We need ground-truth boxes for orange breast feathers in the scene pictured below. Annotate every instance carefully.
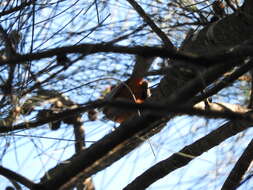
[102,56,154,123]
[102,77,150,123]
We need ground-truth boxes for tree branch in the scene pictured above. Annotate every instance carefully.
[1,37,253,69]
[126,0,175,49]
[0,166,39,189]
[0,0,35,17]
[191,59,253,104]
[1,95,251,134]
[221,139,253,190]
[38,61,241,189]
[123,121,253,190]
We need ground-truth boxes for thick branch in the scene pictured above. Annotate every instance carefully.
[0,166,39,189]
[2,97,251,134]
[221,139,253,190]
[123,120,253,190]
[0,40,253,67]
[191,60,253,104]
[0,0,35,17]
[181,1,253,55]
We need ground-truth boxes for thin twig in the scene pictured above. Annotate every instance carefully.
[126,0,175,49]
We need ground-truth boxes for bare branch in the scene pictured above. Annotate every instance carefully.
[123,121,253,190]
[1,96,252,134]
[1,40,253,68]
[0,0,35,17]
[38,60,245,189]
[126,0,175,49]
[0,166,39,189]
[221,139,253,190]
[191,59,253,104]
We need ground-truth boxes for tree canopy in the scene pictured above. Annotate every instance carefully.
[0,0,252,190]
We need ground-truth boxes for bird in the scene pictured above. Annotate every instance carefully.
[212,0,226,19]
[102,56,154,123]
